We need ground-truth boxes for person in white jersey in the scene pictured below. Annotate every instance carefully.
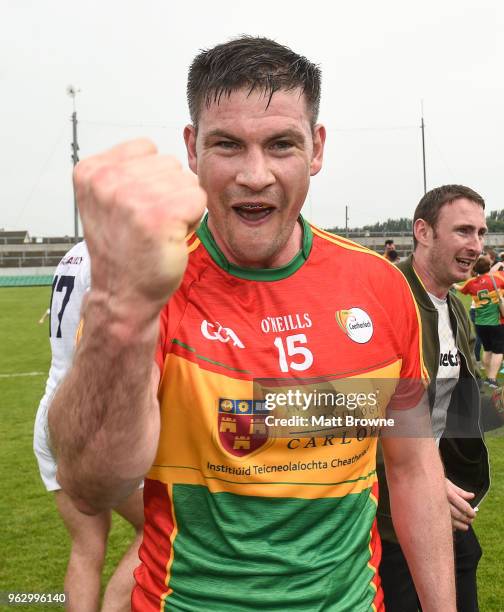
[34,241,143,612]
[378,185,491,611]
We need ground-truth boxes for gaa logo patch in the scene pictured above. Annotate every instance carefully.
[335,307,374,344]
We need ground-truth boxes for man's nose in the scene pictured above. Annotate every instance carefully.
[469,233,484,254]
[235,149,275,191]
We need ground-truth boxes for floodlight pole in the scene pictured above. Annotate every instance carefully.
[68,86,81,240]
[345,205,349,238]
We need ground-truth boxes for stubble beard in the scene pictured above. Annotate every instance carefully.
[225,224,291,268]
[211,188,303,268]
[427,242,456,291]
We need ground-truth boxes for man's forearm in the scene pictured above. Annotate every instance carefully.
[48,290,161,513]
[48,138,205,512]
[385,438,455,611]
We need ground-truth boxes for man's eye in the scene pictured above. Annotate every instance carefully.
[271,141,293,151]
[216,141,238,150]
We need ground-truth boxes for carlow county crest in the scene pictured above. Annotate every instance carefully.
[216,398,270,458]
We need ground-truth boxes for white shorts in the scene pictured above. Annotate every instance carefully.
[34,395,145,493]
[33,395,60,491]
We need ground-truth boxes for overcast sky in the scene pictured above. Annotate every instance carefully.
[2,0,503,237]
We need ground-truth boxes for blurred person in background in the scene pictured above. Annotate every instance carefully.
[387,249,400,264]
[34,241,143,612]
[457,256,504,388]
[383,238,396,260]
[467,256,486,367]
[485,248,497,263]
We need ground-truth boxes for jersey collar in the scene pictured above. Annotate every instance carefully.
[196,214,313,281]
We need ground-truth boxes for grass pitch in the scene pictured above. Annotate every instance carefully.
[0,288,134,611]
[0,286,502,610]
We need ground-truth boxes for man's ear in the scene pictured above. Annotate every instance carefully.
[183,125,197,174]
[413,218,433,247]
[310,124,326,176]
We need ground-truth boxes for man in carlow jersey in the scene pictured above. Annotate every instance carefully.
[48,37,456,611]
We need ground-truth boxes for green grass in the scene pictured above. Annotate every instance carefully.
[0,287,502,610]
[477,436,504,611]
[455,289,504,610]
[0,288,134,611]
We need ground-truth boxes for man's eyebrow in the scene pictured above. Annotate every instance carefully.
[203,129,242,144]
[455,223,488,233]
[203,128,306,145]
[266,129,306,144]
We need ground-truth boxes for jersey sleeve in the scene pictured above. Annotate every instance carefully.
[458,277,475,295]
[155,288,189,377]
[154,237,201,378]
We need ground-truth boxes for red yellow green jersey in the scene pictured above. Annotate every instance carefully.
[132,217,425,612]
[458,272,504,325]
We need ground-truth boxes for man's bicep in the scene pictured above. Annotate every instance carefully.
[383,384,436,470]
[381,430,439,474]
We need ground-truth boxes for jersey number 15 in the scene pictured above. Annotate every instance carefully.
[273,334,313,372]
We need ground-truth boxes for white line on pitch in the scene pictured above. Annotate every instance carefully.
[0,372,45,378]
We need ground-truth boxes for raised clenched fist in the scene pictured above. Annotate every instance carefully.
[74,139,206,326]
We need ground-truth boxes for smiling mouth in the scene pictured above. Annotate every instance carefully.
[455,257,475,269]
[232,204,274,222]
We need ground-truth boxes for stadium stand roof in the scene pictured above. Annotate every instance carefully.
[0,230,31,244]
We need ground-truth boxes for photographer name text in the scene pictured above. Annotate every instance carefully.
[265,415,394,427]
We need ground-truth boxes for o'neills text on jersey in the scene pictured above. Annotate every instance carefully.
[261,313,312,334]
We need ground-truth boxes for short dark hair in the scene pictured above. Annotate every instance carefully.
[388,249,399,262]
[474,256,490,275]
[413,184,485,249]
[187,36,321,128]
[384,239,394,246]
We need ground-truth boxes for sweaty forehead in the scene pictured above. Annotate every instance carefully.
[197,87,311,128]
